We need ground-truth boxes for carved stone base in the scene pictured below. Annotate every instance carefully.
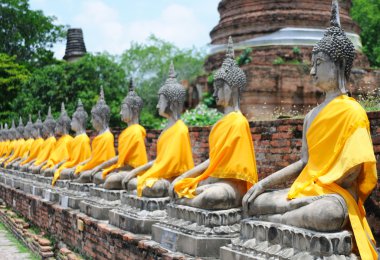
[89,187,125,201]
[42,188,60,202]
[79,198,120,220]
[58,190,88,209]
[109,194,169,234]
[152,203,241,258]
[68,182,94,192]
[219,219,358,260]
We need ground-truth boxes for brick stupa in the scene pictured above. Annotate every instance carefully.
[205,0,380,120]
[63,28,87,62]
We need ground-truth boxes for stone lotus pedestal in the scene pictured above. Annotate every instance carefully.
[78,187,125,220]
[220,219,358,260]
[109,194,169,235]
[152,203,241,258]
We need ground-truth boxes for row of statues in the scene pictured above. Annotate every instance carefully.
[0,1,377,259]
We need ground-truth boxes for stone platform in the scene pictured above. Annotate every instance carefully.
[109,194,169,235]
[220,219,358,260]
[78,187,125,220]
[152,203,241,258]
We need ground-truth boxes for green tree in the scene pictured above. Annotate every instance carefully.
[351,0,380,67]
[120,35,206,121]
[11,54,128,127]
[0,0,66,68]
[0,53,31,121]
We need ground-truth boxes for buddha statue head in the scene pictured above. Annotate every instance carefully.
[32,112,43,139]
[0,124,3,141]
[56,103,71,135]
[71,99,88,134]
[3,123,9,141]
[121,79,143,125]
[310,0,355,94]
[24,115,33,139]
[42,107,56,138]
[16,117,24,139]
[91,86,110,133]
[9,120,17,140]
[213,36,247,111]
[157,62,186,121]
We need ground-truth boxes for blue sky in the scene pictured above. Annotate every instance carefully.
[29,0,221,58]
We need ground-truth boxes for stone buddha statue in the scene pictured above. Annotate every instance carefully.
[19,113,45,170]
[90,79,147,188]
[4,117,25,167]
[0,120,18,164]
[41,103,73,176]
[53,99,91,185]
[242,1,378,259]
[121,62,194,197]
[0,123,9,159]
[72,87,115,183]
[7,115,34,168]
[170,37,258,210]
[29,107,57,174]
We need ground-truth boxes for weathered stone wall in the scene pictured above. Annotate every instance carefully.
[0,185,183,260]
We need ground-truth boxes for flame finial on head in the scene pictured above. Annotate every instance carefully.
[100,85,105,102]
[226,36,235,59]
[168,61,177,79]
[77,98,83,108]
[330,0,341,28]
[11,119,15,129]
[18,116,23,127]
[28,114,32,123]
[61,102,66,114]
[129,78,135,92]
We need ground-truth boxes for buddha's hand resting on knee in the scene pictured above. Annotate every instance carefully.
[242,181,265,216]
[121,171,137,189]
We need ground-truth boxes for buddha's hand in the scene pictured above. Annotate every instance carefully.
[242,181,265,216]
[121,171,136,190]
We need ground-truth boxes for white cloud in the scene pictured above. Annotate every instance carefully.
[127,4,208,48]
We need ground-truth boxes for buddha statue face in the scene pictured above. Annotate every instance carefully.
[31,126,39,138]
[91,113,105,132]
[310,52,341,92]
[71,99,88,134]
[71,117,81,132]
[157,94,171,119]
[213,79,234,108]
[120,103,133,123]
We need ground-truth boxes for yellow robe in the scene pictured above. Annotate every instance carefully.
[102,124,148,179]
[19,138,34,158]
[0,140,10,157]
[0,141,6,157]
[20,138,44,166]
[137,120,194,197]
[4,139,25,167]
[42,135,73,170]
[174,111,258,198]
[52,134,91,185]
[33,136,56,166]
[287,96,377,260]
[0,140,15,162]
[75,131,115,174]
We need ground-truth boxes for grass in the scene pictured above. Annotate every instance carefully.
[0,221,40,260]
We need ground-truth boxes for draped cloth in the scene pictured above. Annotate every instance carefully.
[136,120,194,197]
[287,95,377,260]
[102,124,148,179]
[0,140,8,157]
[20,138,34,158]
[0,140,14,161]
[20,138,44,166]
[33,136,56,166]
[174,111,258,198]
[42,135,73,170]
[75,130,115,174]
[52,133,91,185]
[4,139,25,167]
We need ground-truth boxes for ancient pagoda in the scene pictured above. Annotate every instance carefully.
[63,28,87,62]
[205,0,379,120]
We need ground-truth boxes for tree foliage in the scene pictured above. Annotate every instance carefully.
[11,54,128,126]
[351,0,380,67]
[0,53,31,121]
[120,35,206,122]
[0,0,66,68]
